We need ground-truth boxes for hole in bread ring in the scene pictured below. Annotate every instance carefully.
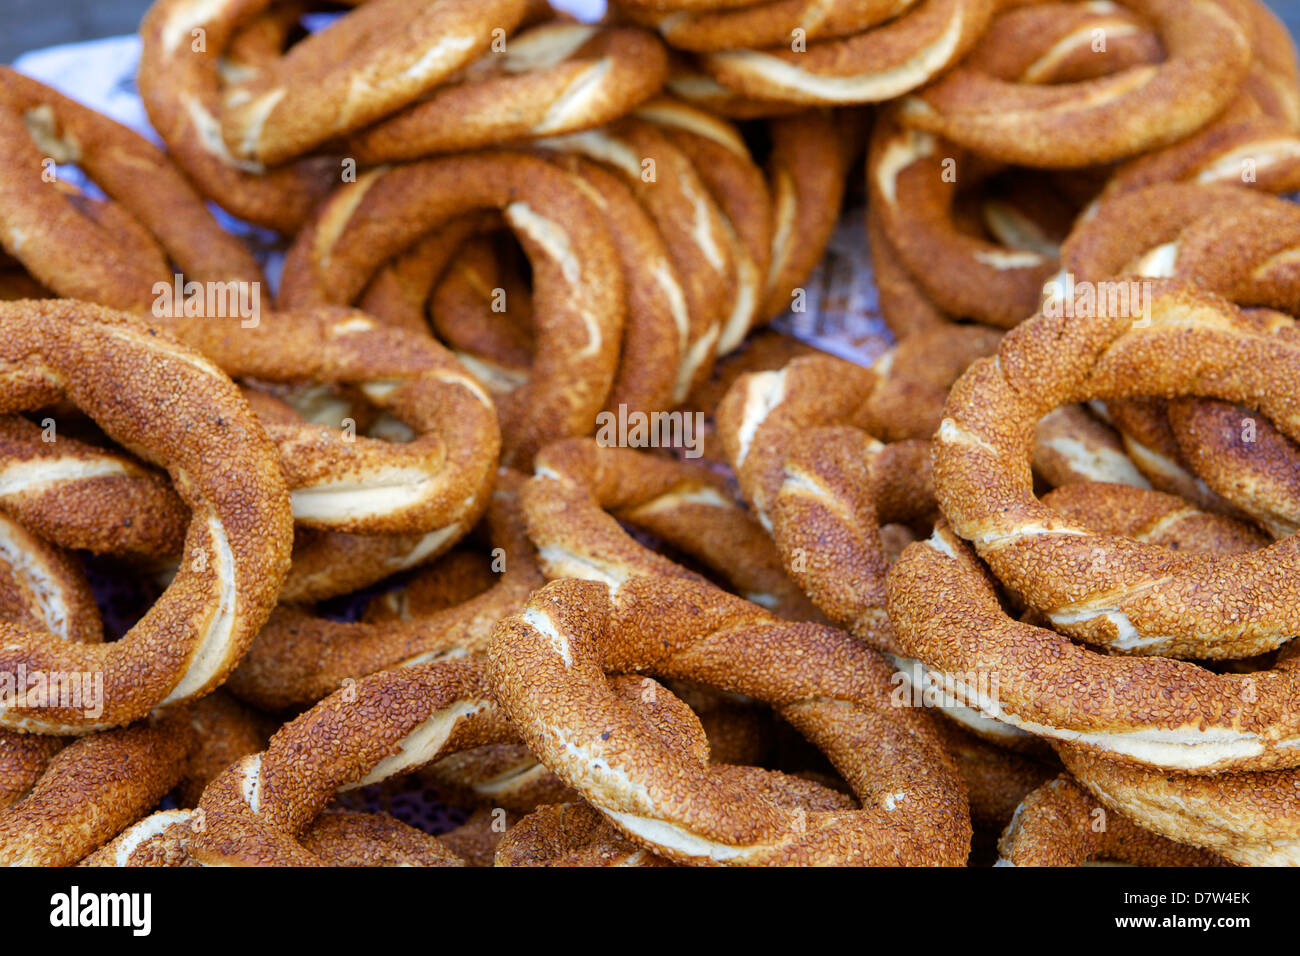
[0,301,292,733]
[279,152,624,466]
[487,576,971,865]
[899,0,1253,166]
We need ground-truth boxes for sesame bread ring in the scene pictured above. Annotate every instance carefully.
[861,324,1004,443]
[931,718,1057,832]
[959,1,1163,86]
[1103,115,1300,198]
[634,98,773,352]
[1167,397,1300,539]
[495,801,672,866]
[0,710,194,866]
[1032,404,1151,490]
[0,414,188,560]
[714,354,945,647]
[442,156,688,413]
[0,300,292,733]
[523,438,819,621]
[866,206,950,340]
[538,121,736,394]
[761,109,856,321]
[869,116,1055,328]
[82,806,464,867]
[279,152,623,465]
[0,69,263,309]
[227,470,540,711]
[429,234,534,378]
[346,22,669,162]
[901,0,1253,167]
[488,576,971,865]
[1105,396,1246,516]
[887,519,1300,773]
[0,512,105,810]
[996,773,1228,867]
[1059,746,1299,866]
[218,0,530,165]
[932,280,1300,660]
[1059,183,1284,284]
[138,0,343,231]
[299,810,466,867]
[662,64,805,119]
[0,510,104,648]
[189,661,701,865]
[1240,0,1300,130]
[156,308,500,539]
[497,770,854,866]
[617,0,918,53]
[697,0,996,107]
[1040,480,1271,555]
[357,213,494,336]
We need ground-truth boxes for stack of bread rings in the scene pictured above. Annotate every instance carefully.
[2,0,1300,868]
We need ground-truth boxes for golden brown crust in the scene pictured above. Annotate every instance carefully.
[697,0,996,107]
[902,0,1253,167]
[218,0,530,165]
[0,710,194,866]
[997,773,1228,867]
[228,470,541,710]
[347,22,669,161]
[0,300,292,732]
[0,68,263,309]
[279,151,622,466]
[488,577,971,865]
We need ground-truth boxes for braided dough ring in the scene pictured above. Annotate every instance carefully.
[524,438,818,620]
[868,114,1054,328]
[1059,746,1300,866]
[280,151,622,465]
[634,98,773,352]
[696,0,996,106]
[715,353,949,648]
[617,0,918,52]
[901,0,1253,167]
[188,659,702,865]
[1167,397,1300,539]
[431,156,687,414]
[0,300,291,733]
[539,120,737,394]
[227,469,541,711]
[138,0,340,232]
[84,806,463,867]
[0,511,104,809]
[931,718,1056,833]
[497,770,854,866]
[0,710,193,866]
[0,68,263,309]
[996,774,1227,867]
[488,576,971,865]
[0,414,188,559]
[888,515,1300,773]
[933,280,1300,659]
[347,22,669,162]
[959,1,1162,86]
[866,206,950,340]
[157,308,499,537]
[762,109,856,321]
[217,0,530,165]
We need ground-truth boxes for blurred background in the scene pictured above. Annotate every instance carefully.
[3,0,1297,64]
